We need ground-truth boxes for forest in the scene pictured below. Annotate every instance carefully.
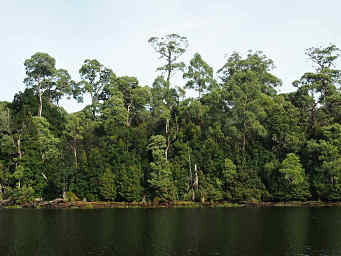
[1,34,341,204]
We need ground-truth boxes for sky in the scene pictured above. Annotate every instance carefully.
[1,0,341,112]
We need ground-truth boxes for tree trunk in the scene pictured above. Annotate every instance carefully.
[167,50,172,84]
[165,136,170,161]
[72,143,78,169]
[16,135,22,189]
[127,103,132,127]
[38,85,43,118]
[242,117,247,166]
[17,135,22,161]
[188,146,192,183]
[165,119,170,160]
[199,81,202,100]
[310,101,317,132]
[193,164,199,192]
[91,94,97,119]
[41,172,48,182]
[6,108,10,132]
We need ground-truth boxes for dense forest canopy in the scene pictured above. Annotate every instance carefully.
[1,34,341,203]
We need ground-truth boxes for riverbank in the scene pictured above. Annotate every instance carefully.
[2,199,341,209]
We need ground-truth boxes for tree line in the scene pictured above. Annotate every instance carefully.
[1,34,341,203]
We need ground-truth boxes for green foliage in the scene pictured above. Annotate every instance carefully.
[222,158,238,200]
[226,170,268,202]
[218,51,281,166]
[24,52,72,117]
[266,154,311,201]
[148,34,188,82]
[279,153,305,185]
[7,185,36,204]
[64,191,79,202]
[201,176,224,202]
[3,42,341,204]
[147,135,176,201]
[99,168,117,201]
[183,53,214,98]
[78,59,116,117]
[306,124,341,200]
[117,164,144,202]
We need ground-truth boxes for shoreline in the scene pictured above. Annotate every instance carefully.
[2,199,341,209]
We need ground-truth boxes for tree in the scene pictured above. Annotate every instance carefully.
[5,37,341,205]
[117,164,144,202]
[28,117,61,196]
[218,51,281,165]
[293,45,341,132]
[24,52,72,117]
[99,168,116,201]
[222,158,237,190]
[147,135,176,201]
[78,59,116,118]
[306,124,341,200]
[264,95,305,160]
[148,34,188,84]
[102,88,128,129]
[102,76,150,127]
[279,153,305,185]
[148,35,187,161]
[278,153,311,201]
[0,103,13,198]
[63,113,85,169]
[0,161,10,199]
[183,53,214,99]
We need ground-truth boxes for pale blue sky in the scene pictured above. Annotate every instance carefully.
[1,0,341,112]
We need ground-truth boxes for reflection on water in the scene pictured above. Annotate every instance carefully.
[0,207,341,256]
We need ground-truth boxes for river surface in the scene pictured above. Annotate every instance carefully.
[0,207,341,256]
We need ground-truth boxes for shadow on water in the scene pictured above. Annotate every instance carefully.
[1,208,341,256]
[1,236,220,256]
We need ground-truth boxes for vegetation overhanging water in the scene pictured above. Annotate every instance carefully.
[1,34,341,206]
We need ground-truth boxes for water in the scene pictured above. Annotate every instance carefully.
[0,207,341,256]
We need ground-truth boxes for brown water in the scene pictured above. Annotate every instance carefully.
[0,207,341,256]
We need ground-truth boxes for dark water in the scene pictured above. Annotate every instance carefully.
[0,207,341,256]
